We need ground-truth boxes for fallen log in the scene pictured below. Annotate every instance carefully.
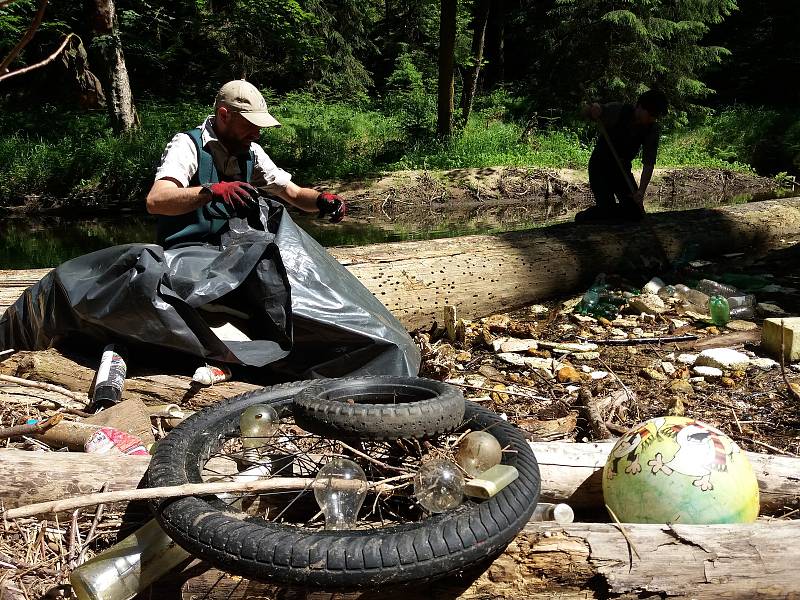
[2,199,800,329]
[533,441,800,514]
[2,441,796,515]
[153,520,800,599]
[0,348,260,410]
[0,448,149,510]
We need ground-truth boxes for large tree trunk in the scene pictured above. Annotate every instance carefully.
[3,198,800,330]
[1,401,796,514]
[152,521,800,599]
[483,0,505,87]
[460,0,491,124]
[531,441,799,515]
[88,0,137,133]
[437,0,457,138]
[0,348,261,410]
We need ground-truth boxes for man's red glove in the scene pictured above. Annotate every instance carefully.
[205,181,259,210]
[316,192,346,223]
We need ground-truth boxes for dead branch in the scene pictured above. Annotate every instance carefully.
[0,373,88,404]
[0,412,63,440]
[576,387,611,440]
[588,334,699,345]
[0,0,49,75]
[3,477,396,520]
[0,33,76,84]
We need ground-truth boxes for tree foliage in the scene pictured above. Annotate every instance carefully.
[529,0,737,116]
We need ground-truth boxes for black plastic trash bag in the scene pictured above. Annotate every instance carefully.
[0,200,420,379]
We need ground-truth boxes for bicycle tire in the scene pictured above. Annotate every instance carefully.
[148,381,540,589]
[292,376,465,440]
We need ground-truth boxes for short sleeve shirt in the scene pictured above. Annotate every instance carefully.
[154,116,292,190]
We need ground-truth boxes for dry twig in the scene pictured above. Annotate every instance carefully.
[605,503,641,561]
[0,374,88,405]
[0,413,64,440]
[3,477,398,520]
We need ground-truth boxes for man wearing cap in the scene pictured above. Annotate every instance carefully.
[146,80,346,248]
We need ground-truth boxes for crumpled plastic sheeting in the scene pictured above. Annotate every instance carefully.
[0,200,420,379]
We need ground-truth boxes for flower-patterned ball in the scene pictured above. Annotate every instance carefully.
[602,416,759,524]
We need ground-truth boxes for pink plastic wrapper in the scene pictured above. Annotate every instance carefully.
[84,426,149,456]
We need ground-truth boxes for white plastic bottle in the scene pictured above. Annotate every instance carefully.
[529,502,575,524]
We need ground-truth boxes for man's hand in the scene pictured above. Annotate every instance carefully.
[206,181,259,210]
[316,192,347,223]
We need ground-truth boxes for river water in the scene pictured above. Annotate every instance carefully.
[1,187,787,269]
[0,209,565,269]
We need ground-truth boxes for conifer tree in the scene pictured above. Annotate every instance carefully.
[542,0,738,113]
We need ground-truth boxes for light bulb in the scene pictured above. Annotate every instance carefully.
[240,404,279,463]
[414,459,464,513]
[313,458,368,530]
[454,431,503,477]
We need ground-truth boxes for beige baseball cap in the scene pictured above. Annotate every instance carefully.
[214,80,281,128]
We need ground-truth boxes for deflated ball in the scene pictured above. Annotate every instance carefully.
[602,416,759,524]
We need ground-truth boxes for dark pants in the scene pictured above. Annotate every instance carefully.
[576,154,643,222]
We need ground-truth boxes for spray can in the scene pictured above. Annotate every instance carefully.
[91,344,127,411]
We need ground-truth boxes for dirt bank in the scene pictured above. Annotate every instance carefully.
[331,166,785,227]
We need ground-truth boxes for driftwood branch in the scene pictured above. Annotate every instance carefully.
[1,441,796,518]
[0,412,63,440]
[5,199,800,328]
[2,477,393,520]
[588,334,698,345]
[0,373,87,404]
[164,521,800,599]
[0,348,260,411]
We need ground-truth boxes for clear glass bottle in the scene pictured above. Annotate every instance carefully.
[642,277,665,295]
[71,452,271,599]
[657,284,677,300]
[695,279,740,298]
[70,519,190,600]
[674,284,710,307]
[727,294,756,309]
[674,284,710,313]
[729,305,755,320]
[529,502,574,524]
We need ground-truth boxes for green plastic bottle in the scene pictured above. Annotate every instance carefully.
[708,295,730,326]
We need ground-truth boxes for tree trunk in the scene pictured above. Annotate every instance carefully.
[483,0,505,87]
[0,348,261,411]
[460,0,491,124]
[1,415,796,515]
[156,521,800,599]
[531,441,800,515]
[3,198,800,330]
[88,0,137,133]
[437,0,457,138]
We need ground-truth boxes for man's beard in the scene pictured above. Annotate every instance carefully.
[217,131,250,155]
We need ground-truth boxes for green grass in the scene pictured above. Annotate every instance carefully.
[0,99,792,206]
